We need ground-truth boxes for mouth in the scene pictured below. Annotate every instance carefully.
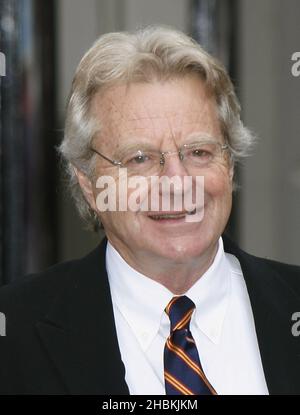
[147,208,197,221]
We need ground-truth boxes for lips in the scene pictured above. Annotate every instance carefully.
[149,213,186,220]
[148,208,197,220]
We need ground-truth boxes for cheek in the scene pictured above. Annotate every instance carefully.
[95,172,146,231]
[204,167,233,200]
[99,209,142,238]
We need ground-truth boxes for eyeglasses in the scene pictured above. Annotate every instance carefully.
[90,140,230,175]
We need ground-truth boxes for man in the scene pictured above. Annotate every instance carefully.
[0,26,299,395]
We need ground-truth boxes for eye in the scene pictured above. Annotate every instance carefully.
[133,154,148,163]
[190,147,214,160]
[126,151,150,165]
[192,149,211,158]
[184,143,217,164]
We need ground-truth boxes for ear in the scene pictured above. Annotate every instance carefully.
[73,165,97,211]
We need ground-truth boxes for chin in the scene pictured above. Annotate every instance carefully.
[149,236,212,263]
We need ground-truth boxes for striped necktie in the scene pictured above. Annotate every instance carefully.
[164,295,217,395]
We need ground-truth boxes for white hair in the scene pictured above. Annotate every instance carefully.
[58,25,255,231]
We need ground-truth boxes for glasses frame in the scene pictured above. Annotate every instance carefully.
[90,140,230,169]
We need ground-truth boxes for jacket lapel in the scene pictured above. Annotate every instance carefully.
[223,235,300,394]
[36,239,130,395]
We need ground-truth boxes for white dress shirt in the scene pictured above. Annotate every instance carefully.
[106,237,269,395]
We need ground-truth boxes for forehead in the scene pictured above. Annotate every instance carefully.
[91,75,221,150]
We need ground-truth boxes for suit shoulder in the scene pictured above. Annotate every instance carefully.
[263,257,300,292]
[0,257,80,319]
[245,253,300,298]
[223,235,300,297]
[0,241,104,323]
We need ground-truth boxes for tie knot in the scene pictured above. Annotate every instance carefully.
[165,295,195,332]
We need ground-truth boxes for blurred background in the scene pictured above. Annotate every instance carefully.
[0,0,300,285]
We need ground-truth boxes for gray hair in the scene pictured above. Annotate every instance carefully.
[58,25,255,232]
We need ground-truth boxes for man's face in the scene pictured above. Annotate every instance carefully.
[89,75,233,267]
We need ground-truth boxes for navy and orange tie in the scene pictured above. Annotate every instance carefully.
[164,295,217,395]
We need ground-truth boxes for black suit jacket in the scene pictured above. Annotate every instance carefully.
[0,236,300,395]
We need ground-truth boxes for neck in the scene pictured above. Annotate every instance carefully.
[107,238,219,295]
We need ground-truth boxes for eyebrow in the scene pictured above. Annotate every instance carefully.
[183,132,218,143]
[113,140,157,159]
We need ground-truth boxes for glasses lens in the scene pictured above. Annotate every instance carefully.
[183,142,220,167]
[121,149,160,174]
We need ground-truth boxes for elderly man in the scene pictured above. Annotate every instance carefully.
[0,26,299,395]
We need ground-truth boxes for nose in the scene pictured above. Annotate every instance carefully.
[160,152,189,178]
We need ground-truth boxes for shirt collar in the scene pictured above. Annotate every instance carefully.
[185,237,230,344]
[106,237,230,351]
